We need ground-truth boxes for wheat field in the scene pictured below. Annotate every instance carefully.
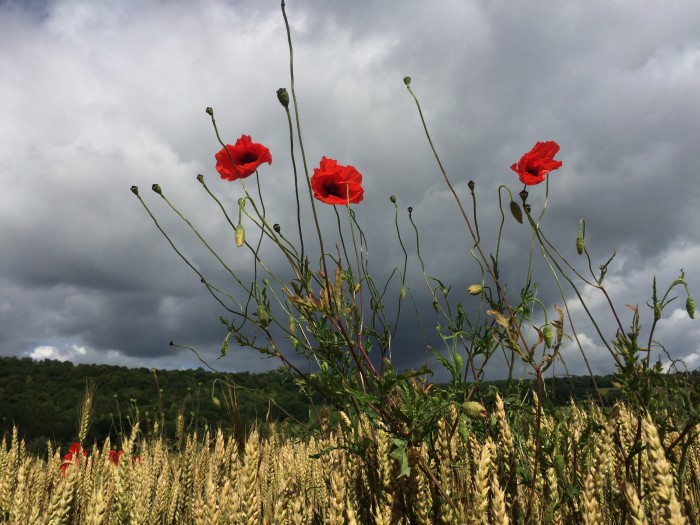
[0,395,697,524]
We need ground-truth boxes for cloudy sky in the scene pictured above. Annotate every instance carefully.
[1,0,699,380]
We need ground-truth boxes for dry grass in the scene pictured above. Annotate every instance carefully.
[0,399,698,524]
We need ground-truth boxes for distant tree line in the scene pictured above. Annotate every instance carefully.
[0,356,627,454]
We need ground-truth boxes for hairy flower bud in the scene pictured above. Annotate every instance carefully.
[462,401,487,418]
[542,324,555,348]
[687,296,696,319]
[403,76,411,86]
[235,224,245,247]
[467,284,483,296]
[212,396,221,408]
[276,88,289,108]
[510,200,523,224]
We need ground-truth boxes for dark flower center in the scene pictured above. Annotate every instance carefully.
[322,181,345,197]
[238,152,258,164]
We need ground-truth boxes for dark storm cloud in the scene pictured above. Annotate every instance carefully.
[0,0,698,377]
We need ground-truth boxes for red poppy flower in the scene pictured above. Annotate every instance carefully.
[510,141,562,185]
[109,449,123,466]
[310,157,364,205]
[60,442,87,477]
[215,135,272,181]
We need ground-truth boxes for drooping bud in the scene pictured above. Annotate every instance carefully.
[235,224,245,247]
[390,195,397,204]
[273,223,281,234]
[687,296,696,319]
[130,186,139,196]
[542,324,555,348]
[462,401,487,418]
[467,284,483,296]
[468,180,475,192]
[509,200,523,224]
[212,396,221,408]
[276,88,289,108]
[403,76,411,86]
[151,184,162,194]
[205,107,214,116]
[576,219,586,255]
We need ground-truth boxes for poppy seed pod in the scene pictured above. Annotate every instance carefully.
[273,224,281,234]
[205,107,214,116]
[390,195,397,204]
[276,88,289,108]
[403,76,411,86]
[468,180,475,191]
[130,186,139,196]
[151,184,162,194]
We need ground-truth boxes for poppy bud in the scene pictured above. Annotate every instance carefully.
[212,396,221,408]
[276,88,289,108]
[542,324,554,348]
[576,236,585,255]
[235,224,245,247]
[467,284,483,295]
[509,200,523,224]
[468,180,475,191]
[390,195,397,204]
[196,174,204,183]
[205,107,214,116]
[273,223,281,234]
[151,184,162,194]
[462,401,487,418]
[130,186,139,196]
[403,76,411,86]
[519,189,528,203]
[687,296,696,319]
